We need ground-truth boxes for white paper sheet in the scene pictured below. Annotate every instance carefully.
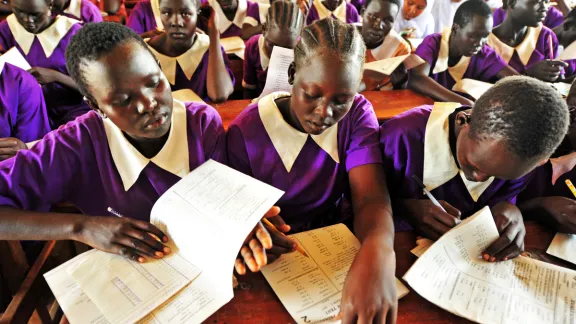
[364,54,410,76]
[261,224,409,324]
[404,206,576,324]
[0,47,31,71]
[258,46,293,99]
[452,79,493,100]
[558,41,576,61]
[68,248,200,324]
[547,232,576,265]
[220,36,245,54]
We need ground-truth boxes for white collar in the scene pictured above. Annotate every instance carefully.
[209,0,248,34]
[370,29,404,60]
[102,99,190,191]
[259,92,339,172]
[423,102,494,202]
[313,0,347,22]
[487,24,542,66]
[258,34,270,70]
[146,33,210,85]
[6,14,80,57]
[64,0,82,20]
[432,28,471,82]
[150,0,164,31]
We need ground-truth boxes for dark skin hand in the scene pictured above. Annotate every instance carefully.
[482,201,526,262]
[28,67,79,90]
[519,196,576,234]
[526,60,569,82]
[0,137,26,161]
[399,199,462,240]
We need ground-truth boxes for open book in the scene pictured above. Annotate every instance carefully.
[363,54,425,76]
[404,206,576,324]
[220,36,246,59]
[452,79,493,100]
[45,160,284,324]
[260,224,409,324]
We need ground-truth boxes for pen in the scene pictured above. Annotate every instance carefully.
[565,179,576,199]
[262,218,309,258]
[549,34,554,60]
[412,175,447,213]
[107,207,123,217]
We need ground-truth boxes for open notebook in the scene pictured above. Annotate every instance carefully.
[220,36,246,59]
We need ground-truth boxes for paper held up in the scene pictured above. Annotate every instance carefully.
[0,47,31,71]
[452,79,493,100]
[363,54,425,76]
[257,46,294,99]
[172,89,204,103]
[547,232,576,265]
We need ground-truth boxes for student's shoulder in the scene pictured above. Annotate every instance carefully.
[245,34,261,50]
[380,105,432,140]
[44,110,104,145]
[420,33,442,47]
[3,63,38,89]
[133,0,152,9]
[183,101,224,126]
[228,101,261,131]
[539,25,556,40]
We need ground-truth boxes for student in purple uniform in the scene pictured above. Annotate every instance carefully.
[306,0,360,25]
[381,76,569,262]
[208,0,266,39]
[52,0,104,23]
[146,0,234,102]
[0,23,276,273]
[409,0,517,105]
[126,0,164,38]
[0,63,50,161]
[487,0,568,81]
[493,4,565,29]
[0,0,90,127]
[243,0,305,99]
[553,8,576,81]
[228,19,398,322]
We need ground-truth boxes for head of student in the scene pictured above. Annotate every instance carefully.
[450,0,493,57]
[560,8,576,47]
[503,0,548,27]
[361,0,401,48]
[262,1,305,58]
[288,18,365,136]
[158,0,201,44]
[323,0,344,10]
[455,76,568,182]
[66,23,173,141]
[11,0,54,34]
[401,0,427,20]
[217,0,238,14]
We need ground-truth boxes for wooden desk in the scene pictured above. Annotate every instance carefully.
[213,90,434,129]
[205,222,575,323]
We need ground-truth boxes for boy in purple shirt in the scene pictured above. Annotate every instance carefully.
[306,0,360,25]
[53,0,104,23]
[0,22,275,274]
[126,0,162,37]
[0,63,50,160]
[146,0,234,102]
[0,0,90,127]
[243,1,305,98]
[381,76,569,262]
[410,0,517,106]
[493,5,564,29]
[229,18,397,323]
[487,0,567,81]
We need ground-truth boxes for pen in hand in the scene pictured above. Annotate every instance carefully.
[412,175,447,213]
[262,218,309,258]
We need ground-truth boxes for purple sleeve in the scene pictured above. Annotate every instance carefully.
[414,33,441,68]
[14,69,50,142]
[347,4,360,24]
[544,6,564,29]
[242,36,258,87]
[345,95,383,171]
[492,8,505,26]
[220,45,236,87]
[487,172,534,206]
[0,22,14,53]
[83,0,104,23]
[194,103,228,165]
[226,123,254,176]
[477,45,508,81]
[126,2,149,34]
[246,1,262,24]
[564,59,576,79]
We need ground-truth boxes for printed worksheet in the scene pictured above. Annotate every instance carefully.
[404,206,576,324]
[258,46,293,99]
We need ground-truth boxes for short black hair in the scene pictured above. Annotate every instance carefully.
[65,22,152,103]
[564,8,576,29]
[502,0,517,10]
[364,0,401,11]
[470,76,569,160]
[453,0,492,28]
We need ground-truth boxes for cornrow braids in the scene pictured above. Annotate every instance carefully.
[294,18,366,69]
[265,0,306,34]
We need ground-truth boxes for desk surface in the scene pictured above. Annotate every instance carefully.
[205,222,575,323]
[213,90,434,129]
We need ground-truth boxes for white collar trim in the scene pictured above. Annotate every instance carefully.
[103,100,190,191]
[259,92,339,172]
[432,28,471,82]
[64,0,82,19]
[6,14,80,57]
[313,0,347,22]
[487,25,543,65]
[423,102,494,202]
[209,0,248,34]
[258,34,270,70]
[150,0,164,31]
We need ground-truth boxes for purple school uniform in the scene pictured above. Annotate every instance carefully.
[0,16,90,127]
[213,0,263,38]
[306,1,360,25]
[0,63,50,142]
[242,34,267,95]
[227,93,383,232]
[350,0,364,14]
[415,33,508,89]
[61,0,104,23]
[493,6,565,29]
[380,105,532,231]
[126,0,157,35]
[564,59,576,79]
[0,102,226,221]
[517,162,575,202]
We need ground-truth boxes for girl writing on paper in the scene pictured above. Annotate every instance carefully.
[243,0,306,99]
[359,0,411,91]
[409,0,517,105]
[487,0,567,81]
[381,76,569,261]
[228,18,398,323]
[52,0,103,23]
[0,23,276,274]
[306,0,361,25]
[392,0,435,39]
[0,0,90,127]
[146,0,234,102]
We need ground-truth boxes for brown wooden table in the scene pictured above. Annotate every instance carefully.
[213,90,434,129]
[205,222,576,323]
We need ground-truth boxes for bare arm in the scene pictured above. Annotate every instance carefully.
[408,62,474,105]
[495,65,520,79]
